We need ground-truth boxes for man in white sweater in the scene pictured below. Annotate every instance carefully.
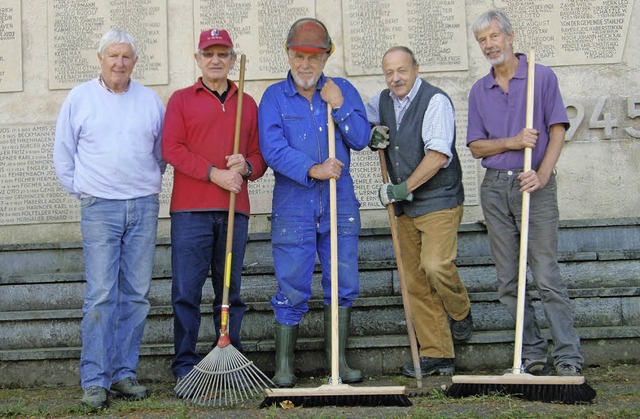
[53,28,165,410]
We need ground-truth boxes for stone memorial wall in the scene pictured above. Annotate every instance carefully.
[342,0,468,75]
[195,0,315,80]
[0,0,638,244]
[47,0,168,89]
[495,0,631,64]
[0,0,21,93]
[0,124,78,225]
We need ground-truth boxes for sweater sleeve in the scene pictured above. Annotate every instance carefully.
[53,93,80,199]
[161,91,213,181]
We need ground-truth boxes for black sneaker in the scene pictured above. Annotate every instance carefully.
[556,363,582,376]
[450,311,474,342]
[81,386,108,410]
[522,358,551,376]
[110,377,148,400]
[402,357,455,378]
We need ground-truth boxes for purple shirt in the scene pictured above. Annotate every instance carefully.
[467,53,569,170]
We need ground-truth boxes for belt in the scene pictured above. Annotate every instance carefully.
[485,168,523,178]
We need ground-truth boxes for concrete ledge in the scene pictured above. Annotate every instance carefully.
[2,258,639,305]
[1,327,639,386]
[2,326,638,361]
[1,218,639,386]
[2,217,638,282]
[2,293,638,350]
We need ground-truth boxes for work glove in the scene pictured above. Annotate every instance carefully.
[369,125,390,150]
[379,182,413,206]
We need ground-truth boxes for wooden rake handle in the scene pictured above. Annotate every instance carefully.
[513,49,535,372]
[219,53,246,347]
[378,150,423,387]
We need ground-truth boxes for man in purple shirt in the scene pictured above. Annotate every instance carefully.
[467,10,584,377]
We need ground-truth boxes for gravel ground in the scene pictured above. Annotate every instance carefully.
[1,363,639,418]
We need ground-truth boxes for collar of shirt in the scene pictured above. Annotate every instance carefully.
[98,76,130,94]
[201,79,231,103]
[485,52,527,90]
[388,78,422,126]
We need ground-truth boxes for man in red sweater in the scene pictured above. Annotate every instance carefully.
[161,28,267,389]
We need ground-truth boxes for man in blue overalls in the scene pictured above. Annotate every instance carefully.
[258,18,370,387]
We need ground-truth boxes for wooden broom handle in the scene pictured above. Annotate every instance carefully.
[513,49,535,372]
[378,150,423,387]
[327,105,340,385]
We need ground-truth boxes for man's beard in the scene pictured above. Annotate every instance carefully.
[292,73,319,90]
[485,47,508,66]
[487,54,506,66]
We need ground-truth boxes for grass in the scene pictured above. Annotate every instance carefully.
[1,364,639,418]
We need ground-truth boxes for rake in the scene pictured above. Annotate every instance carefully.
[174,53,275,406]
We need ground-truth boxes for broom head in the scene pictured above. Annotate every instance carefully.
[260,383,411,408]
[446,373,596,404]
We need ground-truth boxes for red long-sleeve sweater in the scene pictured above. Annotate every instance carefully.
[162,78,266,215]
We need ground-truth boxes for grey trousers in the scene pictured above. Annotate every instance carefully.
[480,169,583,368]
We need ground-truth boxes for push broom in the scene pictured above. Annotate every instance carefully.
[445,49,596,403]
[174,54,275,406]
[378,149,423,391]
[260,105,412,408]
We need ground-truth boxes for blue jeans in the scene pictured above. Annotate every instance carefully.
[79,195,159,389]
[481,170,583,368]
[170,211,249,379]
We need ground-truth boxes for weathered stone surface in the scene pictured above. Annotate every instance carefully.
[0,219,638,385]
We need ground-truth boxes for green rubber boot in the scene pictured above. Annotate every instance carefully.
[272,323,298,388]
[324,306,363,383]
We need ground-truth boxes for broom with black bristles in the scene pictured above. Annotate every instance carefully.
[445,49,596,404]
[174,54,276,406]
[260,104,412,408]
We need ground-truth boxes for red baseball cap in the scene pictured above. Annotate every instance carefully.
[198,28,233,50]
[286,18,333,54]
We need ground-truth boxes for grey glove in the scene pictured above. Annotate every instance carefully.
[379,182,414,206]
[369,125,390,150]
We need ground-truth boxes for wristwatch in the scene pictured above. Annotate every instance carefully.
[242,161,253,179]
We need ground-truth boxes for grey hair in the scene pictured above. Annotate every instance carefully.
[382,46,418,67]
[98,28,138,58]
[472,9,514,39]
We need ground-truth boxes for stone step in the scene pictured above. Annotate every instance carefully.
[2,325,639,387]
[1,218,638,386]
[2,218,639,281]
[1,258,639,311]
[3,325,639,362]
[1,292,638,351]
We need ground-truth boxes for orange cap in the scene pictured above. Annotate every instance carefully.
[286,18,333,54]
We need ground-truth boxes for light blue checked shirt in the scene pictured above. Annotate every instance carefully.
[366,78,455,167]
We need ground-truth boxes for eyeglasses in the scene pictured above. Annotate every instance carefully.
[289,53,325,66]
[199,51,232,60]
